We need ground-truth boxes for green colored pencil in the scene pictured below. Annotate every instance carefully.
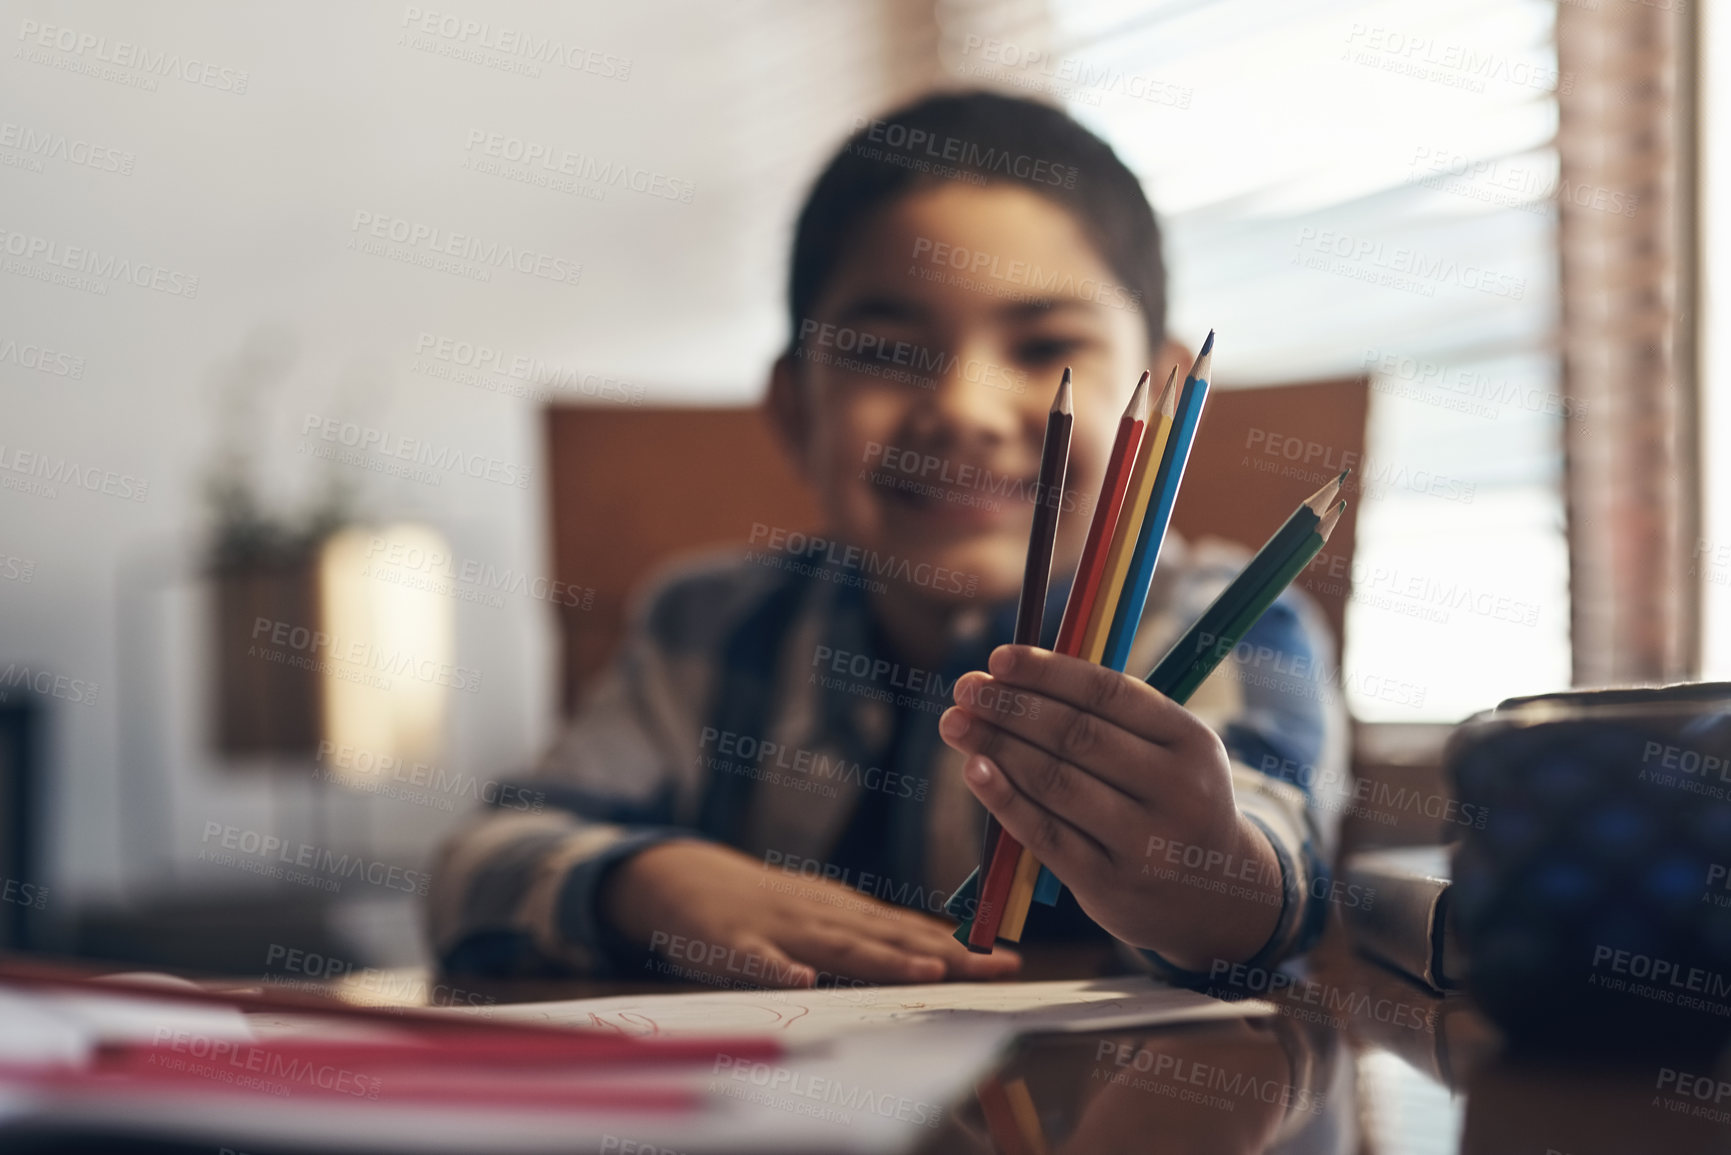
[1196,469,1347,636]
[1147,501,1344,700]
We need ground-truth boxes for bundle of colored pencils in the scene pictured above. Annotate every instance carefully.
[947,333,1348,951]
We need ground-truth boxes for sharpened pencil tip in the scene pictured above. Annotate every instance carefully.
[1187,334,1214,384]
[1156,365,1179,417]
[1337,467,1352,483]
[1123,369,1151,418]
[1318,500,1346,538]
[1053,369,1072,414]
[1306,472,1343,513]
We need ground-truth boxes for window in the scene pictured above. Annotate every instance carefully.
[942,0,1572,718]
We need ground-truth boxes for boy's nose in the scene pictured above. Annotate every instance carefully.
[917,340,1021,443]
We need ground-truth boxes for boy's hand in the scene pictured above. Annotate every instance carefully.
[601,840,1022,988]
[940,645,1283,972]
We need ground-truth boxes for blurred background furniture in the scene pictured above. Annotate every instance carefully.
[544,378,1492,853]
[0,697,43,951]
[545,376,1368,704]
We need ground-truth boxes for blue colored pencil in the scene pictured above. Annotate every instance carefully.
[1098,331,1214,673]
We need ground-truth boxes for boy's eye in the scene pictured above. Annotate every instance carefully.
[1013,336,1089,364]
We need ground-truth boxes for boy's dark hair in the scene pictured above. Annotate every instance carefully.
[787,89,1166,358]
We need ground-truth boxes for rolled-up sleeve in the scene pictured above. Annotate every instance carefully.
[427,557,757,977]
[1129,545,1350,982]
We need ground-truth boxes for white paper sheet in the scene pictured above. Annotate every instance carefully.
[469,976,1271,1044]
[0,990,91,1066]
[0,975,255,1066]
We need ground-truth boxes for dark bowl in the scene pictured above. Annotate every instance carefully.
[1446,684,1731,1056]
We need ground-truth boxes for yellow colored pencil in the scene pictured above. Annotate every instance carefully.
[1003,372,1172,933]
[998,847,1042,942]
[1079,367,1179,664]
[1004,1078,1050,1155]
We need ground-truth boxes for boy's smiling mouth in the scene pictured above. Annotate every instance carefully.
[874,464,1039,531]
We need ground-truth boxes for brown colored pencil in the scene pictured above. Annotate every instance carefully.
[967,369,1072,950]
[1014,368,1074,648]
[970,369,1148,951]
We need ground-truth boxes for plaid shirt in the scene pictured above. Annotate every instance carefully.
[428,533,1349,980]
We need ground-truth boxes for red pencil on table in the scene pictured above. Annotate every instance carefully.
[968,370,1150,950]
[6,1061,702,1113]
[0,956,788,1079]
[105,1032,783,1069]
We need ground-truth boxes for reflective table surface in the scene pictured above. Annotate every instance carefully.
[206,934,1731,1154]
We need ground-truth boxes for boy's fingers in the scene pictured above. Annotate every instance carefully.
[787,925,947,984]
[951,673,1161,803]
[847,907,960,953]
[940,706,1139,849]
[860,910,1023,978]
[960,754,1110,887]
[731,934,816,989]
[807,897,1022,981]
[943,945,1024,979]
[984,646,1195,748]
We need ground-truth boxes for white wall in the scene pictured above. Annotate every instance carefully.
[0,0,925,939]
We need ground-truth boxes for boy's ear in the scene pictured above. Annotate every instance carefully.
[765,353,812,480]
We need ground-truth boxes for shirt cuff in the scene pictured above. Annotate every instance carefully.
[553,826,696,976]
[1133,810,1302,986]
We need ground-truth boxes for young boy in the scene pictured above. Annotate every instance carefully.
[428,91,1346,987]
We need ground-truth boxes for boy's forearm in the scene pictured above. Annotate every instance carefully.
[429,807,691,977]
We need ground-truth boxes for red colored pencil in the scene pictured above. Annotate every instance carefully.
[1052,371,1151,655]
[968,371,1150,950]
[105,1033,782,1069]
[0,956,785,1056]
[3,1061,701,1113]
[966,833,1026,951]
